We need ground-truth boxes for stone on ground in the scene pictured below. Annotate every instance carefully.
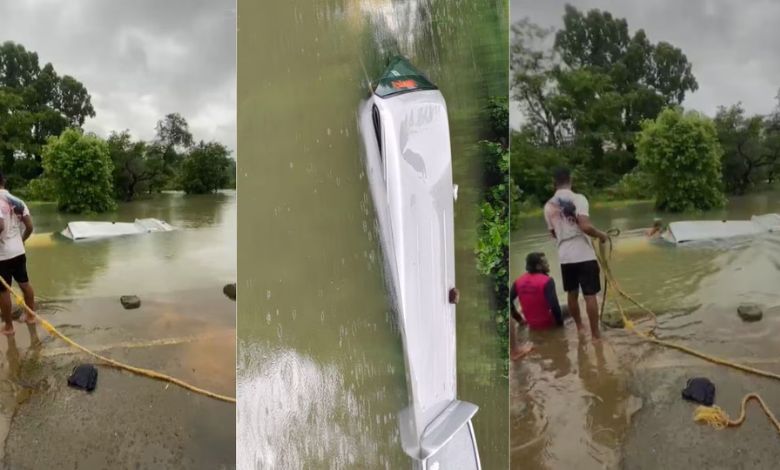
[737,303,762,322]
[120,295,141,309]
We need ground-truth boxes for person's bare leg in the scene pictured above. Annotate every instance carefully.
[510,320,534,360]
[0,291,14,335]
[5,335,20,378]
[584,294,601,340]
[18,282,35,323]
[567,291,584,332]
[510,317,520,359]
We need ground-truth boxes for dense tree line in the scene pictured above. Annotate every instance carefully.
[511,5,780,212]
[0,41,235,213]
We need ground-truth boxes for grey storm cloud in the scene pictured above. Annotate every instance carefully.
[0,0,236,153]
[511,0,780,128]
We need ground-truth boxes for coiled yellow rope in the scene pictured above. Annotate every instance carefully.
[2,277,236,404]
[693,393,780,432]
[593,234,780,434]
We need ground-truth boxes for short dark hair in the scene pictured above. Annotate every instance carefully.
[525,252,546,273]
[553,167,571,187]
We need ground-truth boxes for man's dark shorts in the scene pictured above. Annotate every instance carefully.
[0,254,29,291]
[561,260,600,296]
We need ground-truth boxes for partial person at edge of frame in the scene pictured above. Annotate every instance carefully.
[0,171,37,340]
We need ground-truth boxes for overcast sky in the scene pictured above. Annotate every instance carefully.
[511,0,780,128]
[0,0,236,153]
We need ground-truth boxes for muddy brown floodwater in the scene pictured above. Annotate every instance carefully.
[0,191,236,469]
[238,0,508,468]
[511,189,780,470]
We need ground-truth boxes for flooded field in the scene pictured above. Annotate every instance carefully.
[238,0,507,468]
[511,189,780,469]
[0,191,236,468]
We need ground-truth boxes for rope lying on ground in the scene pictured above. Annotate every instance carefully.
[593,233,780,434]
[1,277,236,404]
[694,393,780,433]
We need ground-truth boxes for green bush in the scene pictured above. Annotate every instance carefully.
[42,128,117,213]
[636,108,726,212]
[604,170,653,201]
[19,176,57,201]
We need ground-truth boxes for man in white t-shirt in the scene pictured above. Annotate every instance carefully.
[543,168,608,340]
[0,173,35,336]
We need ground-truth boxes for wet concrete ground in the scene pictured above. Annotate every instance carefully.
[620,304,780,470]
[512,303,780,470]
[0,289,235,469]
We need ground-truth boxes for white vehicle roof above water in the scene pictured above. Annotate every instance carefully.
[360,56,480,469]
[664,213,780,243]
[61,218,174,241]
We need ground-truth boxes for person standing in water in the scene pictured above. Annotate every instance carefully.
[509,252,563,360]
[0,172,36,336]
[544,168,608,340]
[646,218,664,238]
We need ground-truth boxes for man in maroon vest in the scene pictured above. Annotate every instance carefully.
[511,252,563,329]
[510,252,563,360]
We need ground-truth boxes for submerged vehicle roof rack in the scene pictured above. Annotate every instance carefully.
[373,56,438,98]
[664,213,780,243]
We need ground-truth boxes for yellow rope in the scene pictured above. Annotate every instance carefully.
[2,277,236,404]
[593,235,779,434]
[694,394,780,433]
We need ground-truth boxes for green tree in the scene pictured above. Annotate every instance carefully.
[636,108,725,212]
[510,129,567,207]
[107,130,156,201]
[553,5,697,182]
[713,104,780,194]
[147,113,194,193]
[765,95,780,183]
[42,128,116,213]
[225,158,237,189]
[511,7,700,206]
[511,18,567,146]
[179,141,232,194]
[0,41,95,183]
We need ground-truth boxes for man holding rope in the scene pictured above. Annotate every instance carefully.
[544,167,608,340]
[0,172,36,336]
